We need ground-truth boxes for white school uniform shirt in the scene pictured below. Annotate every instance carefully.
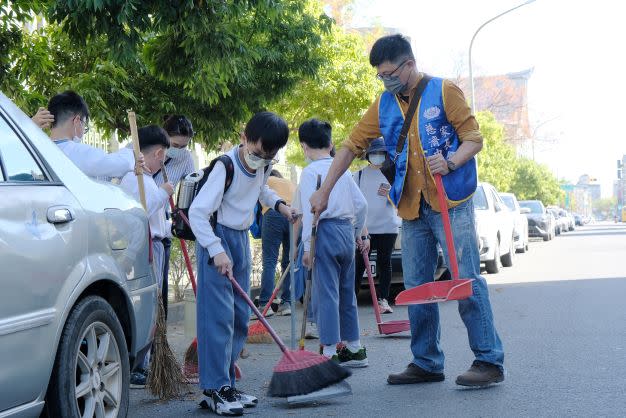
[353,166,401,234]
[188,146,281,257]
[119,172,169,239]
[55,139,135,179]
[299,158,367,252]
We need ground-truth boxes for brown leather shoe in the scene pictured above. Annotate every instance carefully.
[387,363,445,385]
[455,360,504,387]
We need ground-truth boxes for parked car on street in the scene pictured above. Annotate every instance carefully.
[519,200,556,241]
[574,213,583,226]
[547,206,568,235]
[473,182,515,274]
[562,210,575,231]
[499,192,530,253]
[0,92,158,418]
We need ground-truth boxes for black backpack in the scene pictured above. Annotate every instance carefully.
[171,155,235,241]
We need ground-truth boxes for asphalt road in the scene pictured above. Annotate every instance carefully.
[130,222,626,417]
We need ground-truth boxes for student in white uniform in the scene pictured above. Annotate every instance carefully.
[119,125,174,387]
[45,90,143,178]
[298,118,369,367]
[189,112,294,416]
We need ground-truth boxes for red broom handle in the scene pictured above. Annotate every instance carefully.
[363,252,382,324]
[227,271,294,361]
[259,264,290,317]
[168,198,197,296]
[434,174,459,281]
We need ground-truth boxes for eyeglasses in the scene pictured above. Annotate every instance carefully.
[76,116,90,134]
[376,59,409,81]
[247,149,278,166]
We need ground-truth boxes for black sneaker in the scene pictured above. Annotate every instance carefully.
[130,370,147,389]
[200,386,244,416]
[336,346,368,368]
[387,363,445,385]
[233,388,258,407]
[455,360,504,387]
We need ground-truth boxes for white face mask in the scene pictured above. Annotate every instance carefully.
[166,147,185,159]
[244,152,269,170]
[369,154,386,166]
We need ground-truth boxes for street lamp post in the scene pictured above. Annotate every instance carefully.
[468,0,536,114]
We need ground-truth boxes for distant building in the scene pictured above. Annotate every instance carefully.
[457,69,533,153]
[577,174,601,202]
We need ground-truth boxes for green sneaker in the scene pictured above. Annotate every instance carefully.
[337,346,368,368]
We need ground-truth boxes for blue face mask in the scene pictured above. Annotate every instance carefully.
[166,147,185,160]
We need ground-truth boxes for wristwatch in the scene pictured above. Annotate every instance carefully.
[361,235,371,241]
[447,159,457,172]
[274,200,286,211]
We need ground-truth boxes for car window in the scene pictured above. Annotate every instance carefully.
[520,201,543,214]
[472,186,488,210]
[0,116,47,182]
[500,194,516,211]
[491,190,504,212]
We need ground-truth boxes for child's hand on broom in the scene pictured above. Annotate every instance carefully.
[214,252,233,276]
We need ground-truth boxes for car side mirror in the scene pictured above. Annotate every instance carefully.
[520,207,531,214]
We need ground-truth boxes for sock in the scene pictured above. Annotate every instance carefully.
[346,340,361,353]
[323,345,336,358]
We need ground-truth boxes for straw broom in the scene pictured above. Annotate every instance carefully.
[128,111,186,399]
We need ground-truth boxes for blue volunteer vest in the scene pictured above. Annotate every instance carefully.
[378,77,477,206]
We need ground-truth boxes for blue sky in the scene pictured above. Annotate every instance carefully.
[351,0,625,197]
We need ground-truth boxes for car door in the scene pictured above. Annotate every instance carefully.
[0,112,87,412]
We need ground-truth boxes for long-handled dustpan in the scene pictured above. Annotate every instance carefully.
[363,252,410,334]
[395,174,474,305]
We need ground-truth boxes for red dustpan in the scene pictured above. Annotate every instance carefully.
[395,174,474,306]
[363,252,410,335]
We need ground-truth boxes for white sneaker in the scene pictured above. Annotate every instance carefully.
[378,298,393,314]
[305,322,319,339]
[275,302,291,316]
[233,389,258,408]
[200,386,243,416]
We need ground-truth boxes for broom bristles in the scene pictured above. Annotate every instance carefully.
[267,350,351,397]
[182,339,199,381]
[147,295,187,399]
[246,321,273,344]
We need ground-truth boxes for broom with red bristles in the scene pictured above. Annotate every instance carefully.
[224,268,351,397]
[247,263,291,344]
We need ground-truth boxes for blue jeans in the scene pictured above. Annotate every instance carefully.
[401,199,504,373]
[259,209,291,305]
[196,224,251,390]
[312,219,360,345]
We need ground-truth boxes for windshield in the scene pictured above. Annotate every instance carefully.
[500,195,516,211]
[472,187,488,210]
[520,201,543,214]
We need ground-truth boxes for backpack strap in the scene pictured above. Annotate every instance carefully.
[358,169,363,187]
[217,155,235,194]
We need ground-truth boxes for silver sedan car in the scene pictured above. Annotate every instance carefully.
[0,92,157,417]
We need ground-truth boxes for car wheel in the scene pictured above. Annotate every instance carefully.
[501,236,515,267]
[45,296,129,418]
[543,233,550,241]
[485,240,501,274]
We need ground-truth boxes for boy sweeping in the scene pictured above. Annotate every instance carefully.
[119,125,174,386]
[297,119,369,367]
[189,112,294,416]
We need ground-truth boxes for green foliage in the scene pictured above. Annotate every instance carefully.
[509,157,563,204]
[272,25,381,167]
[0,0,331,149]
[476,111,517,192]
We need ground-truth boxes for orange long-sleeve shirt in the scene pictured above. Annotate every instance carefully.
[343,73,482,220]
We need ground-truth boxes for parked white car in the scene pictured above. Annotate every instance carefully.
[472,182,516,274]
[499,192,530,253]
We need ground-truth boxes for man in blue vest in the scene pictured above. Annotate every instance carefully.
[310,34,504,387]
